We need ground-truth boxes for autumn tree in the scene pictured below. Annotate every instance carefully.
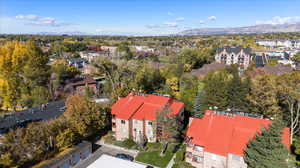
[64,94,108,138]
[56,128,76,151]
[0,41,27,110]
[247,74,280,117]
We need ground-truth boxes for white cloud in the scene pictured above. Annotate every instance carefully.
[167,12,174,16]
[15,14,71,27]
[175,17,185,22]
[208,16,217,21]
[199,20,205,24]
[145,24,161,29]
[256,16,300,25]
[162,22,178,28]
[16,14,39,20]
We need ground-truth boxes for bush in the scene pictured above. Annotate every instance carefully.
[103,132,116,144]
[174,145,186,162]
[114,138,137,149]
[146,142,162,151]
[122,139,137,148]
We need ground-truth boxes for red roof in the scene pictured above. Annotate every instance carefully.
[186,110,290,157]
[111,93,184,121]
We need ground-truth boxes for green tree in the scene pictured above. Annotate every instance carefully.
[192,89,204,118]
[244,119,294,168]
[155,106,183,155]
[202,70,230,110]
[225,66,249,110]
[276,72,300,144]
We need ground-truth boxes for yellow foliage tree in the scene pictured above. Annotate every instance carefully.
[0,42,27,110]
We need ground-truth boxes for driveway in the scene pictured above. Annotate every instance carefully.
[74,143,138,168]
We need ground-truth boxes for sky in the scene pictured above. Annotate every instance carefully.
[1,0,300,35]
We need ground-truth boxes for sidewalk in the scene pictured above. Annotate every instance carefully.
[166,154,176,168]
[96,138,139,157]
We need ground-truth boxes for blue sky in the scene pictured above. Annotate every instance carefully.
[1,0,300,35]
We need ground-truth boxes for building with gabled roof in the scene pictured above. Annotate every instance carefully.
[111,93,184,142]
[215,46,252,69]
[184,110,290,168]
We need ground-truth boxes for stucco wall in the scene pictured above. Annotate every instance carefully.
[115,118,130,141]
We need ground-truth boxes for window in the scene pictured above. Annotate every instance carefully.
[121,120,125,124]
[194,145,203,152]
[135,120,138,124]
[232,154,241,161]
[148,121,152,126]
[211,154,217,160]
[192,155,203,163]
[186,152,192,158]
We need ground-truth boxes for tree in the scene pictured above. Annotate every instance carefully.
[192,89,204,118]
[225,66,249,110]
[277,72,300,144]
[202,70,230,110]
[117,42,134,60]
[56,128,76,151]
[155,106,183,155]
[244,119,294,168]
[293,137,300,166]
[64,94,107,138]
[133,65,165,93]
[247,74,280,117]
[0,41,27,110]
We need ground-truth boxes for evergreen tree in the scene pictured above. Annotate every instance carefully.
[225,66,249,110]
[202,70,229,110]
[192,89,204,118]
[244,119,294,168]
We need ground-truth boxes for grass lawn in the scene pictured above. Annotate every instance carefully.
[135,143,176,168]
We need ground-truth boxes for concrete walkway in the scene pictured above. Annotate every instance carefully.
[166,154,176,168]
[96,139,139,157]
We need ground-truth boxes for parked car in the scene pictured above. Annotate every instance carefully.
[146,166,154,168]
[115,153,134,161]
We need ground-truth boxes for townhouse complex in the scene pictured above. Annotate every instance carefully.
[111,93,184,143]
[185,110,290,168]
[215,46,252,69]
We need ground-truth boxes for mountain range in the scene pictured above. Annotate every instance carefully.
[178,23,300,36]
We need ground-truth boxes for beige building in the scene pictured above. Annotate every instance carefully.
[185,110,290,168]
[111,93,184,143]
[215,46,252,69]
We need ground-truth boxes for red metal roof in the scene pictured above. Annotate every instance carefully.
[186,110,291,157]
[111,93,184,120]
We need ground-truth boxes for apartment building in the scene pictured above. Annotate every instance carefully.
[111,93,184,143]
[185,110,290,168]
[215,46,252,69]
[256,39,300,49]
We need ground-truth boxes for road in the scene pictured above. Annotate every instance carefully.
[74,144,138,168]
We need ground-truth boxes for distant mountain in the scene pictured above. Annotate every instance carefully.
[178,23,300,36]
[36,31,88,36]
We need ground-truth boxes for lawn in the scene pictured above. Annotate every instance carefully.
[135,143,176,168]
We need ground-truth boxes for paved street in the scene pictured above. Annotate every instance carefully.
[74,143,138,168]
